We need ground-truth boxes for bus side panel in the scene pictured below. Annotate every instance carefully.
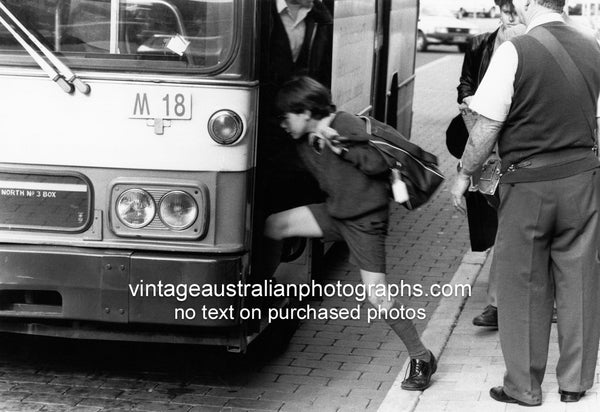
[388,0,418,137]
[331,0,376,114]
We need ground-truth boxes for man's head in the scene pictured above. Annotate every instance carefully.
[510,0,564,25]
[276,76,334,139]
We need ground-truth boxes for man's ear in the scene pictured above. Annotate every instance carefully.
[302,110,312,120]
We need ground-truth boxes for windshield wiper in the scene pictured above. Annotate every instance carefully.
[0,2,90,94]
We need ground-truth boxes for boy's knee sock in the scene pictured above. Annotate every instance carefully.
[385,299,429,361]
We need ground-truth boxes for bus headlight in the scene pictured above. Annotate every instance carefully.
[159,191,198,230]
[208,110,244,145]
[116,189,156,228]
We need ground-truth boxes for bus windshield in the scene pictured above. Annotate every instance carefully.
[0,0,236,73]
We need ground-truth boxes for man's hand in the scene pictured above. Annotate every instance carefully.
[459,96,474,115]
[450,172,471,215]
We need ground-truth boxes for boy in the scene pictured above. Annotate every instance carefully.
[265,76,436,391]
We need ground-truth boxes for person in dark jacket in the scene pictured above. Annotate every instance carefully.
[258,0,333,214]
[457,1,524,107]
[253,0,333,279]
[265,76,437,392]
[455,0,524,328]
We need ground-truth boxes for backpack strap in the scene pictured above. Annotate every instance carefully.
[358,115,372,134]
[528,26,598,150]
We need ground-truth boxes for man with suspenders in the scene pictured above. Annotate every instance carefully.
[450,0,600,406]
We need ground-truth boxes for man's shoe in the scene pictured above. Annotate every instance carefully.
[401,350,437,391]
[489,386,540,406]
[559,390,585,402]
[473,305,498,327]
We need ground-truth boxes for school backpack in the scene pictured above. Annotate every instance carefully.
[360,116,445,210]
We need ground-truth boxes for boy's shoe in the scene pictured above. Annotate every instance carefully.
[473,305,498,327]
[401,350,437,391]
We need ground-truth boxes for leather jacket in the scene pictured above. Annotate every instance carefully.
[457,29,499,104]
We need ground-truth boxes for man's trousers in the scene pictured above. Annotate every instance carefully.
[495,169,600,405]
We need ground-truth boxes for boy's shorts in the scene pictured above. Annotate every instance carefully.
[307,203,388,273]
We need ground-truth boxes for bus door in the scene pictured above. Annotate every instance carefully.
[383,0,418,136]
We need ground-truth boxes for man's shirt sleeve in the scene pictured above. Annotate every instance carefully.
[469,41,519,122]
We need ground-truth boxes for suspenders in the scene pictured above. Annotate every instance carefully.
[529,26,599,154]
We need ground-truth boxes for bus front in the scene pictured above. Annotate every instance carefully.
[0,0,260,350]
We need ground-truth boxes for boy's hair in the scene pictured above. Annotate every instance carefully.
[495,0,516,12]
[276,76,335,120]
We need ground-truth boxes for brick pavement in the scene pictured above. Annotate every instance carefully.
[0,54,472,412]
[411,253,600,412]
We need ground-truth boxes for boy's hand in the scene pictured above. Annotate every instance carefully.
[322,137,346,156]
[312,125,348,156]
[318,126,340,140]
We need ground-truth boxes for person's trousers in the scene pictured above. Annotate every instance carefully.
[495,169,600,405]
[486,252,498,307]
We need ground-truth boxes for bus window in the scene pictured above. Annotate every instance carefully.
[0,0,236,72]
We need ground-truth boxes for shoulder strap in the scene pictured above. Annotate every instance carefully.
[528,26,597,146]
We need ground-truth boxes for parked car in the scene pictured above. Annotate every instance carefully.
[456,0,499,18]
[418,4,480,52]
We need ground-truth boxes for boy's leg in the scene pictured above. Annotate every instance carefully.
[264,206,324,240]
[257,206,323,280]
[361,269,435,391]
[360,270,429,361]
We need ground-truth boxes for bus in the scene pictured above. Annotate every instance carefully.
[0,0,418,352]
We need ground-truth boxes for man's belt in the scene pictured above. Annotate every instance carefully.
[502,148,594,172]
[500,148,599,184]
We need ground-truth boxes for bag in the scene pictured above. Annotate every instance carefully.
[359,116,445,210]
[445,114,469,159]
[470,156,501,196]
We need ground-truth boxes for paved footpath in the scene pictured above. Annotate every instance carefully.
[0,54,474,412]
[398,252,600,412]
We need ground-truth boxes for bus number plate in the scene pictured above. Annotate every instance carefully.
[130,91,192,120]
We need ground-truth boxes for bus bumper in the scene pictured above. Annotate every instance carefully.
[0,245,249,344]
